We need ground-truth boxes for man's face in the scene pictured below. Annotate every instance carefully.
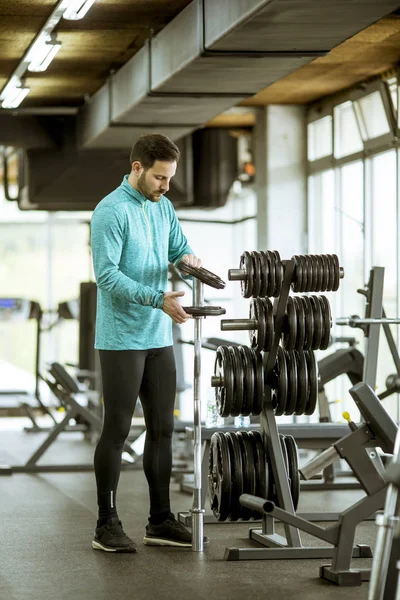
[136,160,177,202]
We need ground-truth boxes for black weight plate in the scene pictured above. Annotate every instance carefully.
[331,254,341,291]
[310,255,320,292]
[229,346,244,417]
[272,250,284,297]
[293,350,308,415]
[209,432,231,521]
[239,346,254,416]
[326,255,335,292]
[291,255,302,293]
[218,346,235,417]
[225,431,243,521]
[319,254,329,292]
[303,255,314,292]
[240,431,259,519]
[256,298,267,352]
[273,346,288,416]
[257,251,267,298]
[309,295,323,350]
[249,298,265,352]
[214,347,227,417]
[236,431,256,521]
[261,251,271,297]
[293,296,306,350]
[299,255,308,292]
[266,251,276,297]
[284,435,300,511]
[252,349,264,415]
[282,296,297,351]
[315,255,324,293]
[300,296,314,350]
[250,251,261,298]
[261,297,274,351]
[272,434,289,507]
[240,251,254,298]
[284,350,298,416]
[318,295,332,350]
[304,350,318,416]
[249,431,269,516]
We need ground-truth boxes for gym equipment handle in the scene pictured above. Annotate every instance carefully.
[220,318,257,331]
[299,445,339,481]
[228,269,246,281]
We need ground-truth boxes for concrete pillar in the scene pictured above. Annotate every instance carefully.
[254,105,307,257]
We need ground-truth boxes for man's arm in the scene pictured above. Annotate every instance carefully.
[90,207,164,308]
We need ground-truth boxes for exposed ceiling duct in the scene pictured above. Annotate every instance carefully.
[78,0,400,149]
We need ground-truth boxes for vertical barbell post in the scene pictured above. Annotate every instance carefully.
[190,277,205,552]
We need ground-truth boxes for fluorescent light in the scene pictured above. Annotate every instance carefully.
[27,35,62,73]
[63,0,96,20]
[1,80,30,109]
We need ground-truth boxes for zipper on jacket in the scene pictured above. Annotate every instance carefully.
[142,203,153,246]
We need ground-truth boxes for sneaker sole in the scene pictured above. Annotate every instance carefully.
[92,540,137,553]
[143,536,192,547]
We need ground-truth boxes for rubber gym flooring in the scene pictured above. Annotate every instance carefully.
[0,427,374,600]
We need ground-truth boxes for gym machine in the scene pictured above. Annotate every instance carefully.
[0,297,57,429]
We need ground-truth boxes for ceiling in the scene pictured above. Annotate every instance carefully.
[0,1,400,121]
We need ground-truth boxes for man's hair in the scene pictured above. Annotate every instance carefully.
[129,134,180,169]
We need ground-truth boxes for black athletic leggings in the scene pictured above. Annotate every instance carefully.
[94,346,176,519]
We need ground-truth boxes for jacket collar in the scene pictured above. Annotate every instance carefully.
[121,175,148,205]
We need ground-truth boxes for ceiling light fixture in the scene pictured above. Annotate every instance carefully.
[63,0,96,20]
[1,78,30,109]
[27,34,62,73]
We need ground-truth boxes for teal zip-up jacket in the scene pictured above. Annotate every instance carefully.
[90,175,193,350]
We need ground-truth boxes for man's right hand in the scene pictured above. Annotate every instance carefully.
[162,291,189,324]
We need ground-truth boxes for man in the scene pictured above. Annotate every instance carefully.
[90,133,202,553]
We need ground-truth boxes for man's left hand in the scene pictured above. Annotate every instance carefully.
[181,254,202,268]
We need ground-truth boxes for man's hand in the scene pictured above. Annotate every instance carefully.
[162,291,189,324]
[181,254,202,268]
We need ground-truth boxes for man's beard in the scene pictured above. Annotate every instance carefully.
[137,171,160,202]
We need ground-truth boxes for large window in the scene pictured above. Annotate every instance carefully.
[307,77,400,421]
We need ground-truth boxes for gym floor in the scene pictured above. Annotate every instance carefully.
[1,427,374,600]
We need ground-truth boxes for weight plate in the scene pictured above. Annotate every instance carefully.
[249,298,266,353]
[291,255,302,294]
[241,431,259,519]
[272,251,284,297]
[316,255,324,293]
[293,350,308,415]
[250,251,261,298]
[236,431,256,520]
[249,431,269,508]
[331,254,341,291]
[284,350,298,416]
[326,254,335,292]
[320,254,330,292]
[293,296,306,350]
[299,255,309,293]
[266,251,276,297]
[300,296,314,350]
[229,346,244,417]
[256,298,267,352]
[282,296,297,351]
[257,251,267,298]
[273,346,288,416]
[225,431,243,521]
[239,346,254,416]
[303,255,313,292]
[304,349,318,416]
[261,297,274,351]
[309,295,323,350]
[240,251,254,298]
[271,434,289,507]
[284,435,300,510]
[217,346,235,417]
[209,432,231,521]
[311,255,320,292]
[252,350,264,415]
[318,295,332,350]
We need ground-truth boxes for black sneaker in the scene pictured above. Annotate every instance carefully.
[143,514,209,547]
[92,517,138,553]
